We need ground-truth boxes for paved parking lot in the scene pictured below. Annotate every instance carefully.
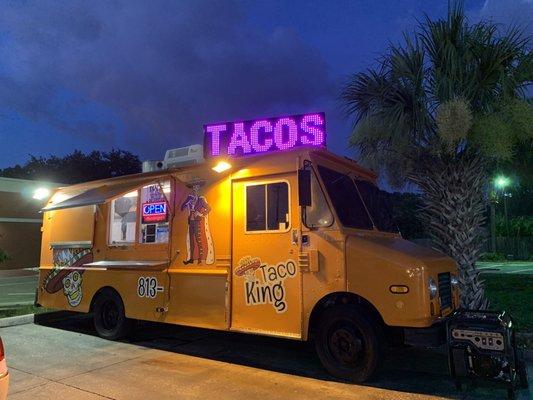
[477,262,533,275]
[0,312,531,400]
[0,270,38,308]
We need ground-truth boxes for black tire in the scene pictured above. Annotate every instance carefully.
[315,304,384,383]
[93,289,132,340]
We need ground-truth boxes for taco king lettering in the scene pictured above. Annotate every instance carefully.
[236,257,297,313]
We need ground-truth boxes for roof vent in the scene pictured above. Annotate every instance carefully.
[142,160,164,173]
[163,144,204,170]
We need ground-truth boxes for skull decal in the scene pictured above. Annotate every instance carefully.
[43,248,93,308]
[62,270,83,307]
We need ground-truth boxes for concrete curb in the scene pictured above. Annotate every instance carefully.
[0,313,34,328]
[0,302,34,310]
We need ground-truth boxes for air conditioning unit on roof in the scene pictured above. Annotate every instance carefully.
[142,160,164,173]
[163,144,205,170]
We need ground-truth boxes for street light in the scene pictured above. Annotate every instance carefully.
[32,187,51,200]
[494,175,510,190]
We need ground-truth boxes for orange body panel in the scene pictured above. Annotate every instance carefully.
[231,173,302,338]
[38,147,458,340]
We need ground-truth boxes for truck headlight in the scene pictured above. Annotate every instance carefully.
[428,277,438,300]
[451,275,459,288]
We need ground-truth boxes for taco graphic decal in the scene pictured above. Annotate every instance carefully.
[43,248,93,307]
[235,256,297,313]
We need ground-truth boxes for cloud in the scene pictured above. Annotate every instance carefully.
[474,0,532,36]
[0,0,334,159]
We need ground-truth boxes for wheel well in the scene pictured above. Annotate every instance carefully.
[89,286,120,312]
[308,292,385,340]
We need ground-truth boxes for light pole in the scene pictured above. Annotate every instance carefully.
[494,175,511,256]
[489,190,498,253]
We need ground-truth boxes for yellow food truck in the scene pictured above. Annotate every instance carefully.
[37,112,459,382]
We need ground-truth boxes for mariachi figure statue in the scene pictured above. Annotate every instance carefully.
[181,179,214,265]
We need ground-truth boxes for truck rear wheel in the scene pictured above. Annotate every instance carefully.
[315,304,384,383]
[93,289,132,340]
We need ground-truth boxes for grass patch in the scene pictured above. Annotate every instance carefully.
[482,273,533,332]
[0,305,52,319]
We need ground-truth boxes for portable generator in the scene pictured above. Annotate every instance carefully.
[447,310,528,399]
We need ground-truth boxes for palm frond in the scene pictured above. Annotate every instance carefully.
[341,1,531,308]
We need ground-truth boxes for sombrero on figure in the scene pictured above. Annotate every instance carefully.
[43,249,93,294]
[185,178,206,189]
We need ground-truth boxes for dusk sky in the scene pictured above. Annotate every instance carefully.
[0,0,531,169]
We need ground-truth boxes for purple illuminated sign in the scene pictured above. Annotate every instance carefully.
[204,112,326,158]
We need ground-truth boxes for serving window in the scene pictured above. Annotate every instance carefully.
[109,190,138,245]
[139,181,171,244]
[108,180,172,246]
[245,181,290,233]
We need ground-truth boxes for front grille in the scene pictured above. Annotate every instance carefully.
[438,272,452,309]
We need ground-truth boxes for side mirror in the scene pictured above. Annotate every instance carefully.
[298,169,311,207]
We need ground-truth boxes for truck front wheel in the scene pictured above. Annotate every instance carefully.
[315,304,384,383]
[93,289,132,340]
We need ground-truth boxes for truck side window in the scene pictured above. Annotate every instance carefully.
[304,169,333,228]
[246,182,289,232]
[139,181,171,244]
[317,165,373,230]
[109,190,138,245]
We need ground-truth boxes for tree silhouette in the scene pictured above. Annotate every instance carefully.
[0,149,141,184]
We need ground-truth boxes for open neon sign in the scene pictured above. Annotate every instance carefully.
[142,201,167,223]
[204,112,326,158]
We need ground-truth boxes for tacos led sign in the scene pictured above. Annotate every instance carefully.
[204,112,326,158]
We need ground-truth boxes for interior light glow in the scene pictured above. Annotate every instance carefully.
[123,190,138,198]
[33,187,51,200]
[142,182,171,193]
[212,161,232,173]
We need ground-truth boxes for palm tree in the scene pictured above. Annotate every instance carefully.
[341,3,532,309]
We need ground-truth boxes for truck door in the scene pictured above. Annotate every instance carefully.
[231,173,301,338]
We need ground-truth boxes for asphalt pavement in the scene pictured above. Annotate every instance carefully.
[0,313,531,400]
[0,270,38,308]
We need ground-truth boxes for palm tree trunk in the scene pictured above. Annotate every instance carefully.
[411,151,489,310]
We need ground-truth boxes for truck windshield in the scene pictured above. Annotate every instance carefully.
[317,165,373,230]
[355,180,398,233]
[317,165,398,233]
